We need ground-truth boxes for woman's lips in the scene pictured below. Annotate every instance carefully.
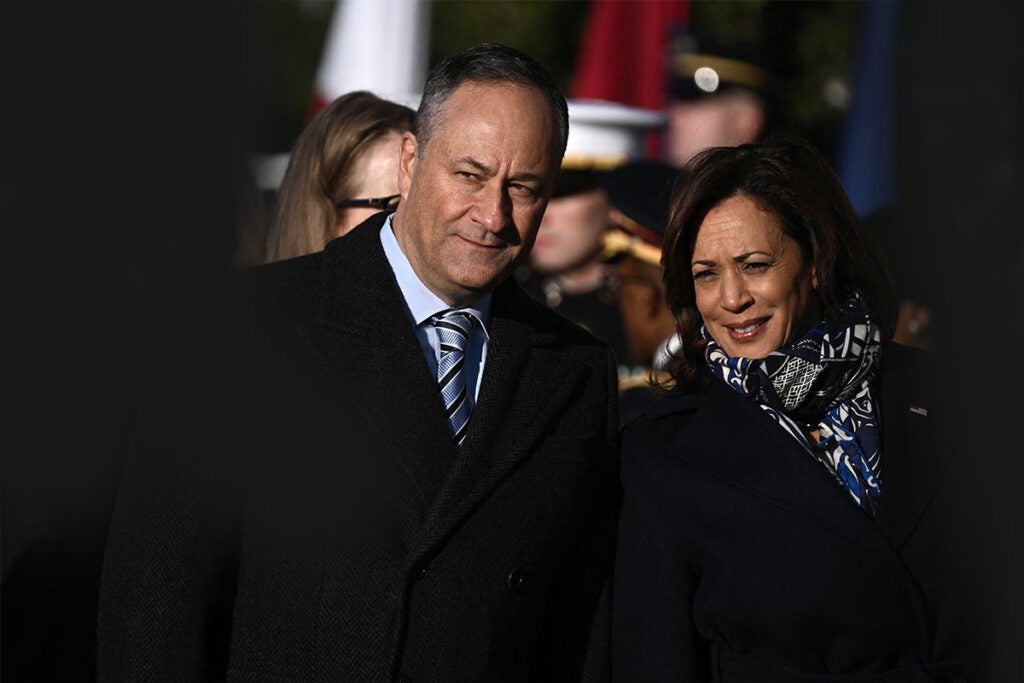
[726,318,769,341]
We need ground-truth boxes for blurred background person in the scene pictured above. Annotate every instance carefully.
[264,90,414,263]
[663,29,775,168]
[614,137,973,680]
[599,159,686,424]
[864,204,933,350]
[518,99,664,374]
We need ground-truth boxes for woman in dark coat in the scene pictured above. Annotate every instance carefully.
[612,137,969,681]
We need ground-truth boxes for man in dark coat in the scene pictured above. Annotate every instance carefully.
[97,43,619,682]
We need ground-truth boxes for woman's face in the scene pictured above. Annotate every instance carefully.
[334,130,403,237]
[690,194,820,359]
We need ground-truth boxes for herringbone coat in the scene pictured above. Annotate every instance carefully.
[98,213,620,682]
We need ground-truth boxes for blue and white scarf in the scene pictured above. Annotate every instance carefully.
[704,293,883,516]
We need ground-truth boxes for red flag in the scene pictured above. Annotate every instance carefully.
[571,0,688,109]
[570,0,689,157]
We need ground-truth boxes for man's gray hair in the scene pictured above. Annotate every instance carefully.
[413,43,569,161]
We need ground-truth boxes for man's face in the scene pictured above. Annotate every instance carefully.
[665,91,762,167]
[392,81,561,307]
[530,188,610,274]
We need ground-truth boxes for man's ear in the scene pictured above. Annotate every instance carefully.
[398,131,419,197]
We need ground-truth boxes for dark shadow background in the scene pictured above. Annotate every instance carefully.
[4,1,1022,679]
[898,3,1024,680]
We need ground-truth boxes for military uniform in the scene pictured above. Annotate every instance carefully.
[600,159,685,426]
[523,100,665,380]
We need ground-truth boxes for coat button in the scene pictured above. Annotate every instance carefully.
[506,567,525,590]
[416,566,427,580]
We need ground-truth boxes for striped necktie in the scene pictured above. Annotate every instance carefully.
[431,309,476,447]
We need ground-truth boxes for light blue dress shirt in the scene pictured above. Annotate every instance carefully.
[380,215,491,404]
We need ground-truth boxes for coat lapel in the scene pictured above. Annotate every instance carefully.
[293,222,598,564]
[298,218,455,537]
[673,376,892,554]
[409,280,589,561]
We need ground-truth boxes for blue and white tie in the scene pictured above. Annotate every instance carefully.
[432,309,475,448]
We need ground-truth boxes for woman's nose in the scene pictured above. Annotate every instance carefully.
[720,270,753,312]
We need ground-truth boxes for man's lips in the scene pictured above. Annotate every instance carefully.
[457,234,505,250]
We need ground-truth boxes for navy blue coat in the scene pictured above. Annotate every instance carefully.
[612,343,969,681]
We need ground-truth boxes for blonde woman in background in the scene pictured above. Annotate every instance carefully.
[265,90,414,263]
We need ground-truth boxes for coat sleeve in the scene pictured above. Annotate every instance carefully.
[612,423,706,681]
[96,392,239,682]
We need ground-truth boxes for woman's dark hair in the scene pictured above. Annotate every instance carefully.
[661,135,897,391]
[414,43,569,162]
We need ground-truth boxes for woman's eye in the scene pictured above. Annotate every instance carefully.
[743,261,770,271]
[693,270,714,281]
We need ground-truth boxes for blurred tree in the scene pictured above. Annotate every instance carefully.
[430,0,589,94]
[240,1,333,153]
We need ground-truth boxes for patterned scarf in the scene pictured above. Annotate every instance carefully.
[703,293,883,516]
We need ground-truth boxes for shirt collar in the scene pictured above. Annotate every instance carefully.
[380,214,492,334]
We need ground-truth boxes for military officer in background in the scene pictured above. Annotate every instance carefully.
[599,159,687,425]
[518,99,665,379]
[664,29,776,168]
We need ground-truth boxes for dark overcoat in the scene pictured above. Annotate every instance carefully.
[612,343,969,682]
[98,213,620,682]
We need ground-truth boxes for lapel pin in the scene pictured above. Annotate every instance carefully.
[909,405,928,416]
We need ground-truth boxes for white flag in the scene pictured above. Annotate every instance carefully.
[311,0,430,113]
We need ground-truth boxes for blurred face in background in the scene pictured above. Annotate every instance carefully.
[616,254,676,366]
[334,130,404,237]
[665,91,764,168]
[530,188,610,273]
[691,195,820,359]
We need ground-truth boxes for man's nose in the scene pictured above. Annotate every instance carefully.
[471,182,513,233]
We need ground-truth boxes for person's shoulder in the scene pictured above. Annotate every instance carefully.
[879,340,935,385]
[497,277,611,351]
[623,386,702,427]
[621,383,704,451]
[877,341,940,417]
[881,340,930,370]
[229,250,325,300]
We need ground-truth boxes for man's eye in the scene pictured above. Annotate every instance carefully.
[509,184,536,197]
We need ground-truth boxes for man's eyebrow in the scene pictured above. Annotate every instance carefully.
[454,156,494,175]
[508,172,545,185]
[453,156,547,186]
